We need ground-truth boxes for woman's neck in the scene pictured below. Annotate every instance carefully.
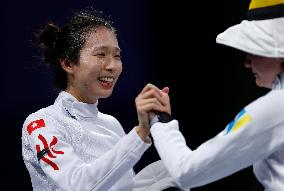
[65,86,97,104]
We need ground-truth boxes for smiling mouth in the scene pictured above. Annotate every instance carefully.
[98,76,115,83]
[98,76,115,89]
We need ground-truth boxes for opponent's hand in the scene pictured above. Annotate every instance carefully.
[148,86,171,121]
[160,86,171,115]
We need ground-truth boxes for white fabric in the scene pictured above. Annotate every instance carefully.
[151,75,284,190]
[216,17,284,58]
[22,91,151,191]
[133,160,188,191]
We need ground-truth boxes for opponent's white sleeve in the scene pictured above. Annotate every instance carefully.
[133,160,189,191]
[151,90,284,189]
[23,113,150,191]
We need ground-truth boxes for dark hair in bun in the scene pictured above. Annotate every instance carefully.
[38,23,60,65]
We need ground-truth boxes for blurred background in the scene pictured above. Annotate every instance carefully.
[1,0,267,190]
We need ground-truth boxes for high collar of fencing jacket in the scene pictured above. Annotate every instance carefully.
[55,91,99,120]
[272,72,284,90]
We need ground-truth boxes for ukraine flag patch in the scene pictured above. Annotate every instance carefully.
[225,109,252,135]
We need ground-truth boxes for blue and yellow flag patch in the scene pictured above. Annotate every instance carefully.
[225,109,252,135]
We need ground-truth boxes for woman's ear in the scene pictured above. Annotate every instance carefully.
[60,58,75,74]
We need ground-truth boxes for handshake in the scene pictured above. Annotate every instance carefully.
[135,83,172,142]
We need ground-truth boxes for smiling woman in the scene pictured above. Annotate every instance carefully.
[62,26,123,103]
[21,7,177,191]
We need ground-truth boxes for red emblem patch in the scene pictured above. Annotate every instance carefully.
[36,134,64,170]
[27,119,46,135]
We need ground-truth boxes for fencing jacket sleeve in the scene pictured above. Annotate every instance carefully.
[150,90,284,189]
[133,160,189,191]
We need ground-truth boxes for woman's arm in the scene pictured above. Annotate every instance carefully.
[151,90,284,189]
[23,112,150,191]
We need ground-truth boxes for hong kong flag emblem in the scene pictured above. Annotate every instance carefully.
[27,119,46,135]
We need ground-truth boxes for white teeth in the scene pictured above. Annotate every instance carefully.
[99,77,114,82]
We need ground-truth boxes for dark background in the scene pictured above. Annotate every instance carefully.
[1,0,268,190]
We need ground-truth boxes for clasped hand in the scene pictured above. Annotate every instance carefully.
[135,83,171,141]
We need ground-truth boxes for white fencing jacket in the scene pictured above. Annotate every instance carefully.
[151,74,284,191]
[22,91,151,191]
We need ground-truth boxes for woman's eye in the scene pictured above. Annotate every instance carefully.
[114,56,121,61]
[95,53,105,56]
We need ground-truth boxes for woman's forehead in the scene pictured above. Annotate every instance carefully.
[83,28,118,48]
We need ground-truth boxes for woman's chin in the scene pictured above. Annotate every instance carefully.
[98,91,113,99]
[255,80,271,89]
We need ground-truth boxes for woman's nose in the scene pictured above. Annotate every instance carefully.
[105,57,118,71]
